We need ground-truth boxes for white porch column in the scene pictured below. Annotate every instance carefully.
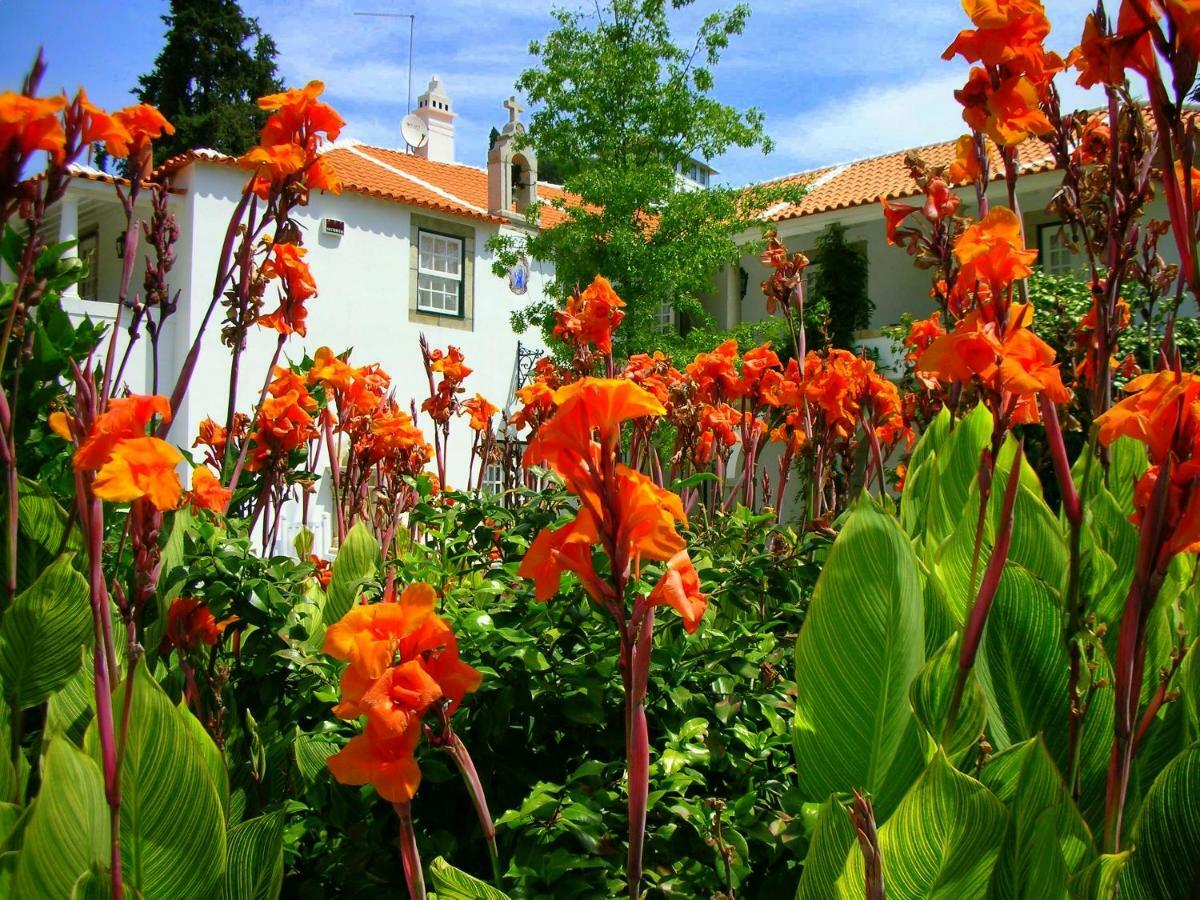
[724,262,741,329]
[58,194,79,301]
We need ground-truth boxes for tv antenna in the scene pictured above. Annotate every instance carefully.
[354,11,416,113]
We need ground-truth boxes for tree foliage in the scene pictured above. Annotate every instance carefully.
[135,0,282,164]
[809,221,872,350]
[491,0,801,357]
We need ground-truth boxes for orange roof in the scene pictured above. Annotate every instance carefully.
[759,134,1057,223]
[152,143,577,227]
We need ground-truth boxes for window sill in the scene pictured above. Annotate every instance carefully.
[409,308,472,331]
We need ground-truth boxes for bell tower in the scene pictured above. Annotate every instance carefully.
[488,95,538,217]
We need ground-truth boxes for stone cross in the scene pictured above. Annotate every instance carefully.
[503,96,524,126]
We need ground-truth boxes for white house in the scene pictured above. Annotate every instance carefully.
[38,78,563,553]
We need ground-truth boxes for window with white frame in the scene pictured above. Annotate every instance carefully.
[481,461,504,494]
[1039,224,1076,276]
[416,230,463,315]
[655,300,677,335]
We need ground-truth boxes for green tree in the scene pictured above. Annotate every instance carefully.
[491,0,800,357]
[135,0,283,165]
[809,222,871,349]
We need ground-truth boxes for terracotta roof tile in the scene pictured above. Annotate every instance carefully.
[760,135,1057,223]
[151,143,578,227]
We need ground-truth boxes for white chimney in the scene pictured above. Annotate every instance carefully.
[414,75,455,164]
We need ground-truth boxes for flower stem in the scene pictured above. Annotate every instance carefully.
[393,801,426,900]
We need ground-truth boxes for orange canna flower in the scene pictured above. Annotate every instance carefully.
[1071,7,1157,88]
[74,394,172,471]
[240,142,307,184]
[188,466,231,513]
[526,378,664,479]
[1175,161,1200,214]
[159,597,237,655]
[613,465,687,563]
[648,551,707,634]
[305,155,343,194]
[462,394,498,431]
[517,512,604,602]
[92,436,184,510]
[258,243,316,337]
[948,134,984,184]
[956,68,1053,147]
[309,346,358,392]
[554,275,627,353]
[327,727,423,803]
[310,554,333,590]
[903,312,947,363]
[359,660,444,741]
[48,410,73,442]
[953,205,1038,287]
[104,104,174,160]
[0,91,67,163]
[881,197,921,245]
[76,89,129,150]
[257,81,345,146]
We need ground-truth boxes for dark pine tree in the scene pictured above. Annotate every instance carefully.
[136,0,283,165]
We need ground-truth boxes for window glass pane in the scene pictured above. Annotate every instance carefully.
[417,272,460,315]
[417,230,462,281]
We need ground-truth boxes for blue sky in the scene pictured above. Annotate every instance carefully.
[1,0,1107,186]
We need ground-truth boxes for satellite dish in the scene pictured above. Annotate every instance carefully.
[401,114,428,150]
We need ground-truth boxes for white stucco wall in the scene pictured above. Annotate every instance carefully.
[65,160,551,555]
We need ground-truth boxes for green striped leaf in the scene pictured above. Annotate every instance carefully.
[320,523,379,629]
[928,404,992,551]
[5,477,83,594]
[974,563,1070,764]
[85,668,226,899]
[909,634,986,764]
[13,739,108,899]
[1118,744,1200,899]
[793,498,925,819]
[836,752,1008,899]
[794,796,855,900]
[222,811,284,900]
[0,554,91,709]
[45,647,97,746]
[980,738,1093,899]
[428,856,510,899]
[1070,852,1130,900]
[179,701,229,821]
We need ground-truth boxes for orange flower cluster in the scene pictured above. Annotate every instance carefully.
[159,597,237,655]
[759,235,810,314]
[518,379,707,632]
[50,394,183,510]
[945,0,1061,146]
[880,161,963,253]
[324,581,481,802]
[308,347,433,480]
[509,358,563,434]
[1,89,173,170]
[553,275,626,354]
[422,346,472,426]
[240,81,344,199]
[247,368,320,472]
[1097,371,1200,556]
[919,302,1070,422]
[257,242,318,337]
